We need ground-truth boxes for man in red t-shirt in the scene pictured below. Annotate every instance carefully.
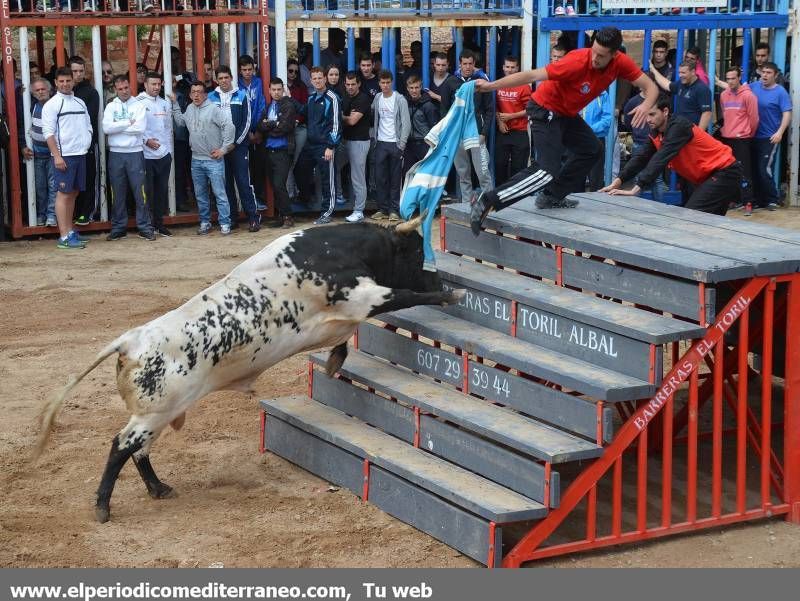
[495,56,531,186]
[600,94,742,215]
[469,27,659,235]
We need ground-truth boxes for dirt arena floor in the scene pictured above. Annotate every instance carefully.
[2,208,800,568]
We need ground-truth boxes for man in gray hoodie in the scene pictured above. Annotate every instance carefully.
[171,82,236,235]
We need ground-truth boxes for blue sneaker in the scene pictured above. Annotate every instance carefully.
[57,235,85,250]
[69,230,89,244]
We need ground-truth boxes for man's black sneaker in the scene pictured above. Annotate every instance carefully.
[535,190,579,209]
[248,217,261,232]
[156,226,173,237]
[138,230,156,241]
[469,192,492,236]
[106,231,127,241]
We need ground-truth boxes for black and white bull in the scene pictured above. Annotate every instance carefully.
[34,216,464,523]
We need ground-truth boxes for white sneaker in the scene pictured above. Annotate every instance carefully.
[300,11,310,18]
[332,12,346,18]
[220,224,232,235]
[142,0,154,10]
[345,211,364,223]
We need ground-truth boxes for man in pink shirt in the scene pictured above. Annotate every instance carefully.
[720,66,759,209]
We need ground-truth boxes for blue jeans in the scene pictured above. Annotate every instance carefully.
[191,158,231,226]
[632,142,664,203]
[34,155,56,223]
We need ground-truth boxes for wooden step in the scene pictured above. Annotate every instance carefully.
[309,369,560,506]
[374,306,654,402]
[310,350,602,464]
[442,218,716,322]
[261,396,547,524]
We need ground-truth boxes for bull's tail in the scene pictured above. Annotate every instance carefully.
[32,341,122,461]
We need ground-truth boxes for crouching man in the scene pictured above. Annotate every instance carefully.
[601,94,742,215]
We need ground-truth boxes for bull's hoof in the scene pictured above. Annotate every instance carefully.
[325,344,348,377]
[442,289,466,306]
[95,505,110,523]
[148,482,176,499]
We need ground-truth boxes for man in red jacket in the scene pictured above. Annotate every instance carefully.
[601,94,742,215]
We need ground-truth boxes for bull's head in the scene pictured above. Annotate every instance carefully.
[386,211,443,293]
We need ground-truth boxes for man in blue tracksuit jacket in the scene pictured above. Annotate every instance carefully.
[296,66,341,225]
[208,65,261,232]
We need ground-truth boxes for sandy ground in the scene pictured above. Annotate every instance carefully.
[2,208,800,568]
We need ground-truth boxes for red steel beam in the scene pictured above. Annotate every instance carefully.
[1,3,23,238]
[784,275,800,523]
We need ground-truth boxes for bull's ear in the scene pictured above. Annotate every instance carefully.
[395,209,427,235]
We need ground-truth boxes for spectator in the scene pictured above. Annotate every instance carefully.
[320,29,347,75]
[238,55,267,212]
[719,66,759,210]
[602,94,741,216]
[134,63,147,94]
[209,65,262,232]
[403,74,438,181]
[103,75,153,242]
[341,71,371,223]
[325,63,347,205]
[550,44,567,63]
[494,56,531,187]
[440,49,494,203]
[358,53,380,99]
[203,58,216,92]
[45,48,69,87]
[172,71,194,212]
[426,52,453,108]
[286,59,308,202]
[258,77,296,229]
[623,76,665,202]
[371,70,410,221]
[684,47,709,85]
[296,66,341,225]
[750,62,791,211]
[651,60,712,129]
[22,77,56,227]
[69,56,100,226]
[298,43,315,94]
[650,40,673,81]
[41,67,92,249]
[581,89,613,191]
[138,71,174,237]
[29,62,41,81]
[101,60,116,105]
[325,63,345,98]
[171,81,235,235]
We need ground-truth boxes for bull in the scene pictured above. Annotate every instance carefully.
[34,216,464,523]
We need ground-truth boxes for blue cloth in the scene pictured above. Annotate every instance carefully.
[400,80,478,271]
[208,87,252,146]
[306,89,341,149]
[264,101,288,149]
[669,79,712,125]
[581,90,613,138]
[34,156,56,223]
[238,75,266,134]
[750,82,792,139]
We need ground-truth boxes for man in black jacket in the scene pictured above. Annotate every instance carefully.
[258,78,296,229]
[69,56,100,225]
[403,74,439,181]
[439,49,494,202]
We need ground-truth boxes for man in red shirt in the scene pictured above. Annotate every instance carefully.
[469,27,658,235]
[600,94,742,215]
[719,66,759,209]
[494,56,531,186]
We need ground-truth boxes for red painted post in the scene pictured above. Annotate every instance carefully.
[178,25,187,72]
[2,5,23,238]
[99,27,108,62]
[36,27,46,70]
[203,24,212,63]
[127,26,138,93]
[192,24,204,77]
[612,456,622,537]
[712,346,723,518]
[637,426,647,532]
[783,276,800,523]
[661,392,673,527]
[737,308,750,514]
[761,280,775,510]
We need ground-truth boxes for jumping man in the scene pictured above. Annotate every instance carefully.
[469,27,659,235]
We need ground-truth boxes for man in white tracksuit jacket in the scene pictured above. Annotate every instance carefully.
[103,74,153,241]
[138,71,174,237]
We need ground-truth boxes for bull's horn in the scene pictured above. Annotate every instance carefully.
[395,209,428,235]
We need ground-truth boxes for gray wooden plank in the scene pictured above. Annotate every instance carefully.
[368,466,502,565]
[443,205,754,283]
[311,373,558,504]
[436,251,706,343]
[265,414,500,565]
[312,344,603,462]
[377,306,655,401]
[331,332,611,441]
[264,412,365,495]
[439,278,656,381]
[512,196,800,276]
[574,192,800,247]
[261,396,548,522]
[443,220,558,280]
[562,253,714,322]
